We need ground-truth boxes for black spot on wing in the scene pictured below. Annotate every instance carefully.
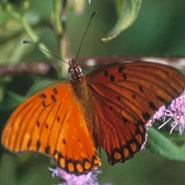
[42,101,47,108]
[27,139,32,148]
[122,117,128,123]
[149,102,157,110]
[51,95,56,102]
[117,95,121,101]
[104,70,109,77]
[62,139,66,144]
[40,93,46,99]
[142,112,151,121]
[122,73,127,80]
[36,121,40,127]
[139,85,144,93]
[45,145,50,154]
[118,66,124,73]
[156,95,166,103]
[110,75,115,82]
[53,88,58,94]
[57,116,60,122]
[132,94,136,99]
[36,139,41,150]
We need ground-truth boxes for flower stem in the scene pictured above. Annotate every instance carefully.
[53,0,68,77]
[20,16,52,59]
[4,6,52,59]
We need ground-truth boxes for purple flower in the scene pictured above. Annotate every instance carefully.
[49,167,111,185]
[147,89,185,134]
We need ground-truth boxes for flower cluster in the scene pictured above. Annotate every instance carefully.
[49,167,110,185]
[148,90,185,134]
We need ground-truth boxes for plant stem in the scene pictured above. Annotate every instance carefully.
[21,16,52,59]
[5,7,52,59]
[53,0,68,77]
[54,0,67,58]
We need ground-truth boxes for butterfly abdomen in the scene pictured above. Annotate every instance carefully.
[71,78,98,145]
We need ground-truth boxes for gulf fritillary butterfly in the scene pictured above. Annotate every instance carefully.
[1,60,185,174]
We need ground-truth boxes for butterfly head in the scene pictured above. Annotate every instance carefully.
[68,59,83,81]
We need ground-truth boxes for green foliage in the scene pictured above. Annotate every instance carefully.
[148,128,185,161]
[101,0,142,42]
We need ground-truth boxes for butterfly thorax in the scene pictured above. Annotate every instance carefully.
[68,59,83,82]
[68,59,91,113]
[68,59,91,105]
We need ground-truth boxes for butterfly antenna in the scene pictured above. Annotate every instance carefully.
[74,11,97,63]
[23,40,69,65]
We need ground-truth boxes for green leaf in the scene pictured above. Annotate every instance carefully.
[2,90,26,111]
[25,78,57,97]
[18,164,54,185]
[0,154,17,185]
[1,78,57,111]
[148,127,185,161]
[101,0,142,43]
[0,33,31,64]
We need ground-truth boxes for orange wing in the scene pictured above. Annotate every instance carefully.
[87,61,185,165]
[1,82,101,174]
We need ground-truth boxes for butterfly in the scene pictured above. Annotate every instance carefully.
[1,60,185,174]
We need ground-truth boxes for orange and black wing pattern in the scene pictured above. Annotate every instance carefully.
[1,82,101,174]
[87,61,185,165]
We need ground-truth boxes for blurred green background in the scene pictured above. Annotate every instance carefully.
[1,0,185,185]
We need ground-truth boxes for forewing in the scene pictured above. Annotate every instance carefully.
[87,61,185,164]
[1,82,101,174]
